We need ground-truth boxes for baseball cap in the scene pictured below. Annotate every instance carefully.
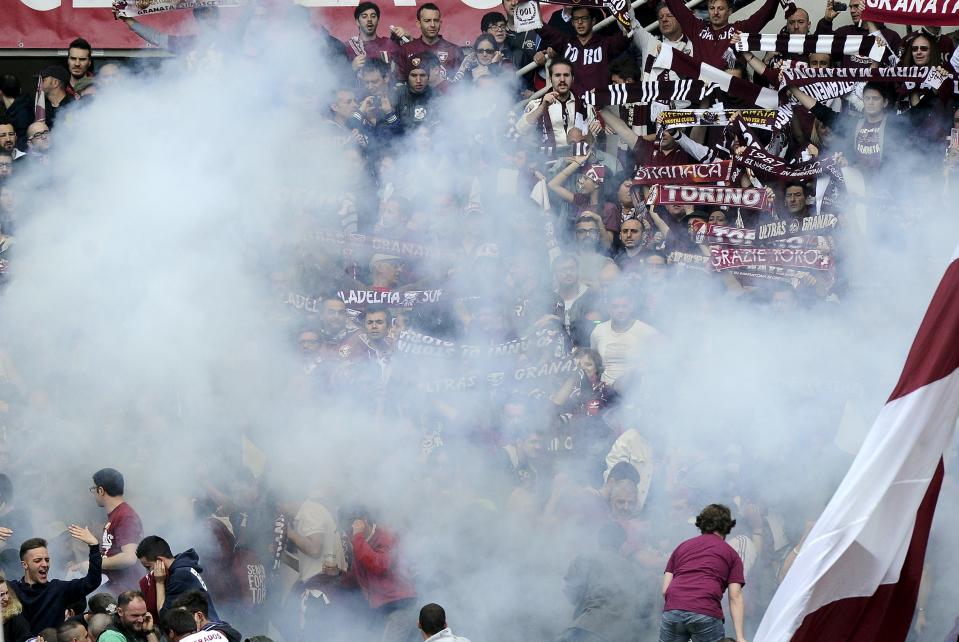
[39,65,70,85]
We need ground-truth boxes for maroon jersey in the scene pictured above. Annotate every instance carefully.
[539,25,630,97]
[101,502,144,592]
[344,35,402,64]
[398,36,464,80]
[633,137,695,171]
[666,0,779,69]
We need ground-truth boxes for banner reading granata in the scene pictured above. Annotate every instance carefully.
[113,0,244,18]
[861,0,959,27]
[633,161,732,186]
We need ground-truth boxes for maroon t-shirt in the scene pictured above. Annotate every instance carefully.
[344,35,402,64]
[666,0,779,69]
[398,37,463,80]
[664,533,745,619]
[539,25,630,97]
[101,502,144,592]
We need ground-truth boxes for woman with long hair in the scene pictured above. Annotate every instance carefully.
[1,576,32,642]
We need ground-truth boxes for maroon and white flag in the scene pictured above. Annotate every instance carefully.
[755,247,959,641]
[862,0,959,26]
[34,76,45,124]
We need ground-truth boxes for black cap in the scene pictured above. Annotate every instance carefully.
[39,65,69,85]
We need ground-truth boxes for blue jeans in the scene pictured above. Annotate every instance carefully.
[658,609,727,642]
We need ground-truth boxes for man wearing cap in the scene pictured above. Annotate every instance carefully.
[38,66,75,130]
[369,254,403,291]
[395,54,438,130]
[346,2,402,72]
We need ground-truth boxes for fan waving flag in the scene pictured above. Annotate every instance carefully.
[755,245,959,642]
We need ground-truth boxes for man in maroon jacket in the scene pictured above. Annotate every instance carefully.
[537,6,631,97]
[393,3,463,82]
[665,0,780,68]
[346,505,417,642]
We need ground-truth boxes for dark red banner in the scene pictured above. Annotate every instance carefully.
[861,0,959,26]
[1,1,536,51]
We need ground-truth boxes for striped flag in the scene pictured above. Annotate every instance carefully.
[733,33,887,63]
[650,46,780,109]
[34,75,46,124]
[755,247,959,641]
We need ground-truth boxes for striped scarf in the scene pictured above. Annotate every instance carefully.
[734,33,886,63]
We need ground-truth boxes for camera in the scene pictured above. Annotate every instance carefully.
[833,2,848,11]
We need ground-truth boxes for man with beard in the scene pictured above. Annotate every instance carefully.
[346,2,402,72]
[13,527,103,634]
[38,66,74,130]
[0,121,25,161]
[614,217,651,271]
[99,591,160,642]
[516,58,588,155]
[66,38,94,95]
[318,298,354,356]
[394,4,463,81]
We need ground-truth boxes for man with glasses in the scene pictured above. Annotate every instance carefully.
[537,6,631,96]
[91,468,144,593]
[0,152,12,182]
[25,122,52,157]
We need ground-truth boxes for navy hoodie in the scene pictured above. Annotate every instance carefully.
[13,544,103,635]
[161,548,219,621]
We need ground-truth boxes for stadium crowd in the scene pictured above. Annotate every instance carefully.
[1,0,958,641]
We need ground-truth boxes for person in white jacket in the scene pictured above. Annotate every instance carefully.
[418,603,471,642]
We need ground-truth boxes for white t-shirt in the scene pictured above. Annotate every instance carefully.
[180,632,229,642]
[293,499,347,582]
[590,319,658,384]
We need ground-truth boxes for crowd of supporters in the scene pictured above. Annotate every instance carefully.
[0,0,958,641]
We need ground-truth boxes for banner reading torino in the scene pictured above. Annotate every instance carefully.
[654,184,771,210]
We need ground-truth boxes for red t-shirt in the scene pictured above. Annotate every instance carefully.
[101,502,144,592]
[664,533,745,620]
[344,35,402,64]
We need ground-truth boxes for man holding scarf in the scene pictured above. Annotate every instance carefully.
[516,58,590,155]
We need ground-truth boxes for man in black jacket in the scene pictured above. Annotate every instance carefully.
[135,536,219,621]
[13,525,102,635]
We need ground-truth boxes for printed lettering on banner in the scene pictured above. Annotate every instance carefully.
[514,0,543,32]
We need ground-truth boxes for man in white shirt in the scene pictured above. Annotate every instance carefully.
[516,58,590,154]
[590,288,658,385]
